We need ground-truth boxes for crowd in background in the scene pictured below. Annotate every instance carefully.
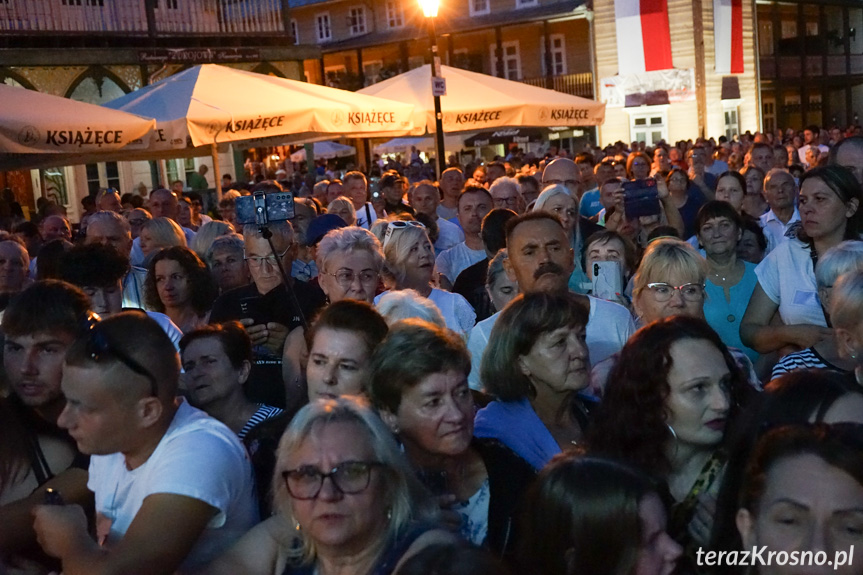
[0,123,863,575]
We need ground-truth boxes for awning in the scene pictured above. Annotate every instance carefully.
[463,128,544,147]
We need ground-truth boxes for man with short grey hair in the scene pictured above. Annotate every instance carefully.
[760,168,801,254]
[85,210,147,309]
[489,177,524,214]
[209,221,325,410]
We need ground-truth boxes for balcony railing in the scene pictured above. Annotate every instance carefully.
[522,72,593,99]
[0,0,287,35]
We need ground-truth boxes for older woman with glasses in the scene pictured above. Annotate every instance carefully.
[375,221,476,335]
[316,226,384,304]
[201,396,452,575]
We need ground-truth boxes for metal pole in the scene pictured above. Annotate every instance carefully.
[427,16,446,180]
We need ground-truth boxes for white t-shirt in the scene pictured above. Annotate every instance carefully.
[88,400,258,573]
[145,311,183,349]
[435,242,486,284]
[355,202,378,230]
[466,295,636,390]
[759,207,801,254]
[754,238,827,327]
[435,217,465,254]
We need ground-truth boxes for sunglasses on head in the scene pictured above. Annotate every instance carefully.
[383,220,426,248]
[86,321,159,397]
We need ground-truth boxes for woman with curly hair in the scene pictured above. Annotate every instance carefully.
[145,246,218,333]
[587,316,751,566]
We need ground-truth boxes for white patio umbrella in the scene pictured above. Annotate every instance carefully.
[290,141,356,161]
[0,84,156,155]
[373,134,467,155]
[104,64,417,149]
[358,65,605,134]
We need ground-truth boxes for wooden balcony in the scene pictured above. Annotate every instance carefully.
[521,72,593,98]
[0,0,288,36]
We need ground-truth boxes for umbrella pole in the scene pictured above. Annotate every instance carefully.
[212,143,223,202]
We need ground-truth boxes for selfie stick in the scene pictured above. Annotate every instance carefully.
[253,193,309,330]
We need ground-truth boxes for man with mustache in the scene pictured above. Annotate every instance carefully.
[466,212,635,390]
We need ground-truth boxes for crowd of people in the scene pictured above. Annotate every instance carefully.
[1,124,863,575]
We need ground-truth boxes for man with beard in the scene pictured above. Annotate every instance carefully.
[465,212,635,390]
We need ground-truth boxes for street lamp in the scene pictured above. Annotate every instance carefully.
[419,0,446,180]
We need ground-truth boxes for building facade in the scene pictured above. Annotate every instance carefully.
[756,0,863,133]
[593,0,760,146]
[0,0,315,219]
[289,0,596,154]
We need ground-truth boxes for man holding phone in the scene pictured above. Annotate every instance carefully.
[209,221,326,411]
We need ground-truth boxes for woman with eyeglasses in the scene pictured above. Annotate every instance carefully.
[145,246,218,334]
[316,226,384,305]
[588,316,750,569]
[741,165,863,356]
[733,424,863,575]
[201,396,451,575]
[376,221,476,336]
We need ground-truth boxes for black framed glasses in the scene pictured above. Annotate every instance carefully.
[282,460,385,500]
[86,325,159,397]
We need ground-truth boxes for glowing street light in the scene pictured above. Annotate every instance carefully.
[420,0,446,179]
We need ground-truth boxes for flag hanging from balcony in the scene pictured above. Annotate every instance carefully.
[614,0,674,76]
[714,0,744,74]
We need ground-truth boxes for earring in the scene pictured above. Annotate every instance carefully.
[386,508,393,521]
[666,423,678,443]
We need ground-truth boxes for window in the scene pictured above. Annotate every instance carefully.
[315,13,332,43]
[491,41,521,80]
[723,104,740,140]
[348,7,366,35]
[469,0,489,17]
[363,61,384,86]
[291,19,299,44]
[62,0,105,5]
[628,107,668,146]
[386,1,404,28]
[758,22,774,56]
[84,163,120,198]
[762,99,776,133]
[516,0,537,8]
[780,20,797,39]
[541,35,567,76]
[408,56,426,70]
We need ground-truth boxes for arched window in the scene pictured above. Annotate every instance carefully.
[66,67,130,105]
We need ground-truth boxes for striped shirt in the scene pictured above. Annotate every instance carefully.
[770,347,849,381]
[238,404,284,440]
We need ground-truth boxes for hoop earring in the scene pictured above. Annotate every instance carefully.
[666,423,678,441]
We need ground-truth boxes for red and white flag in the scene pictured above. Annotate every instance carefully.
[614,0,674,76]
[714,0,744,74]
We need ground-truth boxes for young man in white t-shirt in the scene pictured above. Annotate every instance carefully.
[435,186,492,286]
[34,313,258,575]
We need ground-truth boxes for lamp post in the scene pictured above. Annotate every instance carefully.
[419,0,446,180]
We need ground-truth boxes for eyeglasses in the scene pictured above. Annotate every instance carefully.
[324,269,378,287]
[244,246,291,268]
[646,282,705,302]
[86,324,159,397]
[494,196,520,207]
[282,460,385,500]
[127,218,147,227]
[383,220,425,248]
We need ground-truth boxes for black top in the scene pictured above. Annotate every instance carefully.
[210,281,326,409]
[453,258,493,322]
